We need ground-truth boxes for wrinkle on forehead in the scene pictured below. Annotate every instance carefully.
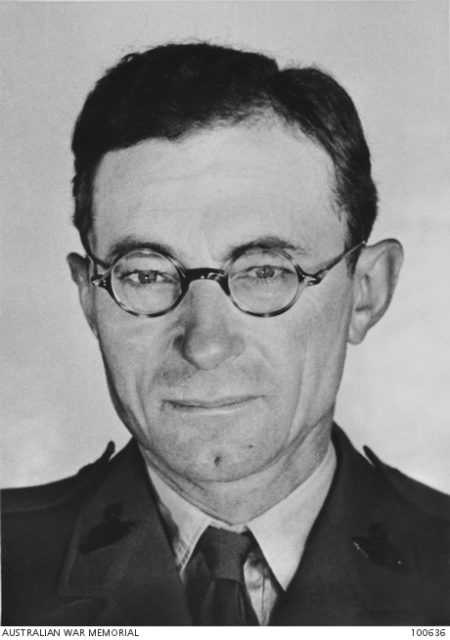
[91,122,344,264]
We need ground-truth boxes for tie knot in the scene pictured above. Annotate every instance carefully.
[198,526,254,582]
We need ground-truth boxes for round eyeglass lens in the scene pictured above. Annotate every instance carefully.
[111,250,182,315]
[228,248,300,314]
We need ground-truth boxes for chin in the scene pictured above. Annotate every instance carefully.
[145,437,269,484]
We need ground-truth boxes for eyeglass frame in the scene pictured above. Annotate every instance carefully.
[85,240,366,319]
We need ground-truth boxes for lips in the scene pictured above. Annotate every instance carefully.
[166,395,259,410]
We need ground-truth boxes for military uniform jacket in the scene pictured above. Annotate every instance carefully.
[2,426,450,625]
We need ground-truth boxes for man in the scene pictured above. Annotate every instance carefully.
[2,42,449,626]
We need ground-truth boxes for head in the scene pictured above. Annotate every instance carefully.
[68,43,403,496]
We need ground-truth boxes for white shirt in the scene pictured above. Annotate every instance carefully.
[143,445,336,625]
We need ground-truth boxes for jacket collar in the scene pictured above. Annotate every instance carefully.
[52,426,421,625]
[54,441,192,625]
[271,427,423,625]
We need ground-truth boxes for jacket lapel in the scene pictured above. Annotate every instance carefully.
[52,441,192,625]
[271,427,423,625]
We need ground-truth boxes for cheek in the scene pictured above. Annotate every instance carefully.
[263,279,351,403]
[93,298,166,391]
[295,285,353,403]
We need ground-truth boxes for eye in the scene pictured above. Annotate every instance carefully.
[122,270,177,286]
[243,265,290,282]
[254,265,278,279]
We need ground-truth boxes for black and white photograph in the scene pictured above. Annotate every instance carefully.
[1,0,449,627]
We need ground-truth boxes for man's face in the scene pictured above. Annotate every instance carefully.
[86,123,354,486]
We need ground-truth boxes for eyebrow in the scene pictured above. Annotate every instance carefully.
[225,236,306,262]
[97,234,307,267]
[103,237,178,265]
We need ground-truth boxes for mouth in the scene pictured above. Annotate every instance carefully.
[166,395,260,412]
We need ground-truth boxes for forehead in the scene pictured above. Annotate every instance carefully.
[92,123,345,262]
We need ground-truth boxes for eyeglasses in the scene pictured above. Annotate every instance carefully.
[88,241,365,318]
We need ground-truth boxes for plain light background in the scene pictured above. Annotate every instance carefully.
[1,1,449,491]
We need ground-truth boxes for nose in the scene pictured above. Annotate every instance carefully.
[177,281,245,370]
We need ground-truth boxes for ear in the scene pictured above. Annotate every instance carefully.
[348,239,403,345]
[67,252,98,338]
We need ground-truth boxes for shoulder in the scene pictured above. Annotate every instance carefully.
[1,442,116,515]
[333,424,450,524]
[363,445,450,523]
[333,425,450,615]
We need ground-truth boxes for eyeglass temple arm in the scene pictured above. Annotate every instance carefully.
[87,258,112,289]
[304,241,366,283]
[82,240,112,286]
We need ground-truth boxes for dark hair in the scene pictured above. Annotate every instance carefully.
[72,42,377,257]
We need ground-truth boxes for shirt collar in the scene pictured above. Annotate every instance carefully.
[144,444,336,591]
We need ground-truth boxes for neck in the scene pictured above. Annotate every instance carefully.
[141,417,334,524]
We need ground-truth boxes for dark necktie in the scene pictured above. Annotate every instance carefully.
[186,526,260,626]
